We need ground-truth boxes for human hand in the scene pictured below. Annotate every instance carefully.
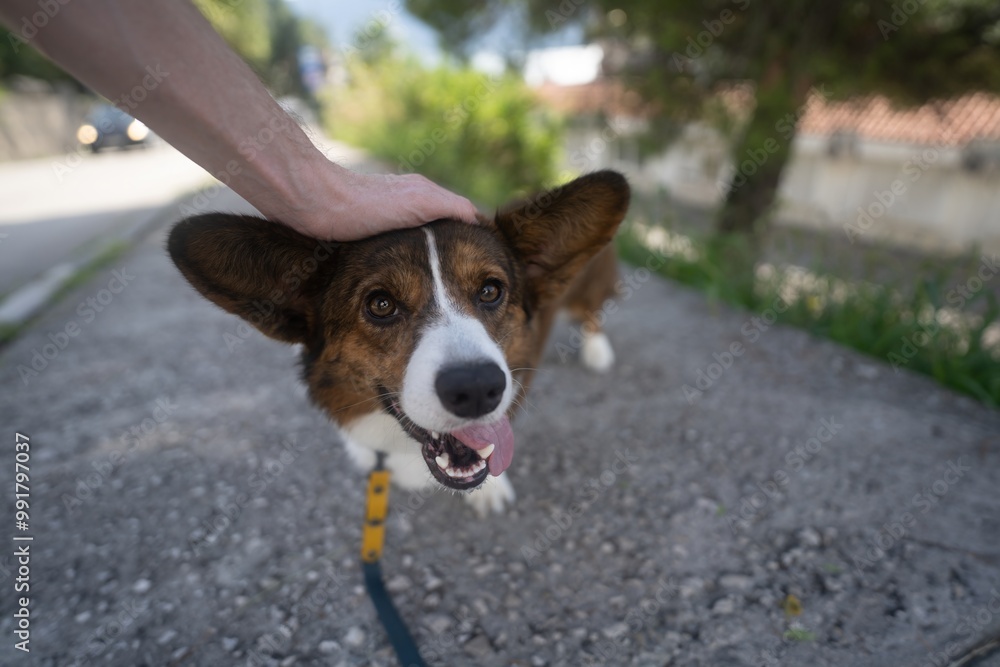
[0,0,476,243]
[280,165,480,241]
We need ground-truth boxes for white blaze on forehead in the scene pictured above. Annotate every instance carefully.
[398,229,513,432]
[424,227,457,315]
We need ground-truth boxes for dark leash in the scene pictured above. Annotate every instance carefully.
[361,452,427,667]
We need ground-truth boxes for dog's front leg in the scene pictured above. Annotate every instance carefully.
[464,473,516,517]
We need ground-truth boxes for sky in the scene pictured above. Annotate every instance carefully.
[289,0,587,69]
[290,0,442,61]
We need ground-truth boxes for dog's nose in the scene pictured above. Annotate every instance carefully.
[435,362,506,418]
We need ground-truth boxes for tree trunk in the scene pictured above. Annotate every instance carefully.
[716,74,807,235]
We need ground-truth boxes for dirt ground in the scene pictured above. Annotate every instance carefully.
[1,189,998,666]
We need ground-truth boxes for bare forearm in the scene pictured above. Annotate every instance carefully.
[0,0,478,239]
[0,0,334,228]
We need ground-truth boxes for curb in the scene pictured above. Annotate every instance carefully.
[0,134,375,329]
[0,185,206,328]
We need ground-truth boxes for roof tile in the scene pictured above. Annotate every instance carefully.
[535,79,1000,146]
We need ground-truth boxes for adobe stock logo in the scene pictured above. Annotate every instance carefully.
[851,457,971,573]
[670,0,752,68]
[6,0,72,53]
[520,448,638,564]
[727,416,843,534]
[17,268,136,385]
[683,293,791,403]
[887,254,999,373]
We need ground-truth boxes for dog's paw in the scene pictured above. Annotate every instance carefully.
[464,473,516,517]
[581,331,615,372]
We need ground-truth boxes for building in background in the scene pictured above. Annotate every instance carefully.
[531,45,1000,254]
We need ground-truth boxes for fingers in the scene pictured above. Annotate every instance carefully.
[404,173,478,224]
[429,191,479,225]
[289,167,479,241]
[450,195,480,224]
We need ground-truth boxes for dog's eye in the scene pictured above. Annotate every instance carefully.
[478,280,503,306]
[365,293,398,320]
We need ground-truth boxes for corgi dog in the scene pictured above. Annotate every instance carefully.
[168,171,630,515]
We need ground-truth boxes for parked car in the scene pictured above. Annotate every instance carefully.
[76,104,150,153]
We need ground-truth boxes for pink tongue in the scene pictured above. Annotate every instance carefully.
[451,416,514,477]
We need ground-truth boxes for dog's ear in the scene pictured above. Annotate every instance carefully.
[168,214,335,344]
[494,170,630,306]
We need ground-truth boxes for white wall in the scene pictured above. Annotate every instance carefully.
[777,137,1000,252]
[569,120,1000,254]
[0,88,89,161]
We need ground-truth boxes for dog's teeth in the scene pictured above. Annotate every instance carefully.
[435,453,450,469]
[477,443,495,459]
[431,431,440,440]
[440,459,487,480]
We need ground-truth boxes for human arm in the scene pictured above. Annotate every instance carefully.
[0,0,478,240]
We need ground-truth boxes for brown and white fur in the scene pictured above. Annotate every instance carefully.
[168,171,630,515]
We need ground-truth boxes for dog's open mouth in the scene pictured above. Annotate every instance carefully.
[382,396,514,491]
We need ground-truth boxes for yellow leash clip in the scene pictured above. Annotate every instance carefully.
[359,451,427,666]
[361,455,391,564]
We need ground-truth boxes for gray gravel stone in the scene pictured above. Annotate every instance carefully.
[1,190,999,666]
[132,578,153,594]
[603,621,629,639]
[343,626,365,648]
[712,596,737,615]
[386,574,411,593]
[719,573,754,591]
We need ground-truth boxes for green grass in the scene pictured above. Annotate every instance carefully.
[0,323,21,346]
[50,241,129,303]
[783,628,816,642]
[618,222,1000,408]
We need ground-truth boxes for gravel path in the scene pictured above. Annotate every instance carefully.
[1,189,998,667]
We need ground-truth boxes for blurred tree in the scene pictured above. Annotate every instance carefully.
[407,0,511,60]
[407,0,1000,235]
[264,0,309,98]
[196,0,331,97]
[0,33,74,83]
[340,16,399,67]
[322,40,561,205]
[193,0,273,72]
[2,0,326,99]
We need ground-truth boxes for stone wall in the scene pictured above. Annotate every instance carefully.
[0,85,90,161]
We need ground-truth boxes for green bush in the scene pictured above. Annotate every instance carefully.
[322,54,562,206]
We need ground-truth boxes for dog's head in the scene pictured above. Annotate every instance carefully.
[168,170,629,490]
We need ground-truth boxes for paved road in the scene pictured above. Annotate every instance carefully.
[0,185,998,667]
[0,143,209,295]
[0,132,375,299]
